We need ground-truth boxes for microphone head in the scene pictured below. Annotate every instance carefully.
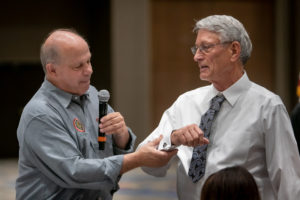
[98,89,110,102]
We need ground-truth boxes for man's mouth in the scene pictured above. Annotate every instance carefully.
[200,65,209,71]
[81,80,90,84]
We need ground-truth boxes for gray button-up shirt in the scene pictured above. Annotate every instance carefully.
[16,79,136,200]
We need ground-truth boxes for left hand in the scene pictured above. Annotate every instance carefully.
[171,124,209,147]
[99,112,128,136]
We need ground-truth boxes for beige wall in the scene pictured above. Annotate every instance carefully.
[111,0,152,144]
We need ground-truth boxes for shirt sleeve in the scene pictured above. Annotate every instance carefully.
[113,127,136,155]
[137,103,178,177]
[23,113,123,191]
[290,103,300,151]
[107,104,137,155]
[264,102,300,199]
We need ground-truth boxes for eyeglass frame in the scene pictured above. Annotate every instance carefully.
[191,41,232,55]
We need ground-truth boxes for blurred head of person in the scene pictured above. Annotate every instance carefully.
[201,165,261,200]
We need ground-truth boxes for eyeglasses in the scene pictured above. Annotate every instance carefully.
[191,41,231,55]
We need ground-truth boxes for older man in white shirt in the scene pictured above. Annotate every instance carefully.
[138,15,300,200]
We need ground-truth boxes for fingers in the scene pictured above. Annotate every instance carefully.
[139,138,178,168]
[184,125,201,146]
[100,112,123,125]
[202,137,209,145]
[171,124,209,147]
[99,112,127,134]
[166,149,178,157]
[149,135,163,147]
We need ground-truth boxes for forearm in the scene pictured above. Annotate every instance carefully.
[120,152,142,174]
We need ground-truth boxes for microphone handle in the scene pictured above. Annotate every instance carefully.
[98,102,107,150]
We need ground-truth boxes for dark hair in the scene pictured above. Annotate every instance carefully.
[201,166,260,200]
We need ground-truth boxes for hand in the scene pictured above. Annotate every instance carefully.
[171,124,209,147]
[136,135,178,168]
[99,112,128,136]
[99,112,129,149]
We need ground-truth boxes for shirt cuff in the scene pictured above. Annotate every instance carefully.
[113,127,136,154]
[158,130,174,150]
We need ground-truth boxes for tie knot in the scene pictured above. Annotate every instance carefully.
[210,94,225,111]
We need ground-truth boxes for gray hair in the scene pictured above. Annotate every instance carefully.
[194,15,252,65]
[40,28,86,73]
[40,40,58,73]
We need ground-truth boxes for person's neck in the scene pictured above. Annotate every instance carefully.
[213,68,244,92]
[46,76,59,89]
[45,76,69,94]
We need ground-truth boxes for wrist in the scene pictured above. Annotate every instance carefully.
[133,151,143,166]
[113,128,130,149]
[170,130,177,145]
[121,151,142,174]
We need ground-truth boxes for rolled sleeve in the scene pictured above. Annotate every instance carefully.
[137,107,176,177]
[113,127,136,155]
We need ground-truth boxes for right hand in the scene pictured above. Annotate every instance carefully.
[171,124,209,147]
[136,135,178,168]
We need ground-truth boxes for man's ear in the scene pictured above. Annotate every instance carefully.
[45,63,57,76]
[230,41,241,62]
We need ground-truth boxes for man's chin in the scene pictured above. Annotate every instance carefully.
[77,86,90,96]
[199,75,209,81]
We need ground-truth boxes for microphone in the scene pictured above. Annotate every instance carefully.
[98,89,110,150]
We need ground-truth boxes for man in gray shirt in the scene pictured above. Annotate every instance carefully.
[16,29,178,200]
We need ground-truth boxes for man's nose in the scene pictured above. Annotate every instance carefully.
[193,50,204,62]
[84,64,93,75]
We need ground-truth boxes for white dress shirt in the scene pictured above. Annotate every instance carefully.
[138,72,300,200]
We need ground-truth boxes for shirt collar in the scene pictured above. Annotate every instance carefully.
[210,72,251,107]
[42,79,90,108]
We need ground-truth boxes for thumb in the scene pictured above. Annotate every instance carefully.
[149,135,163,147]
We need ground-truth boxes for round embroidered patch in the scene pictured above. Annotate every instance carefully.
[73,118,85,132]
